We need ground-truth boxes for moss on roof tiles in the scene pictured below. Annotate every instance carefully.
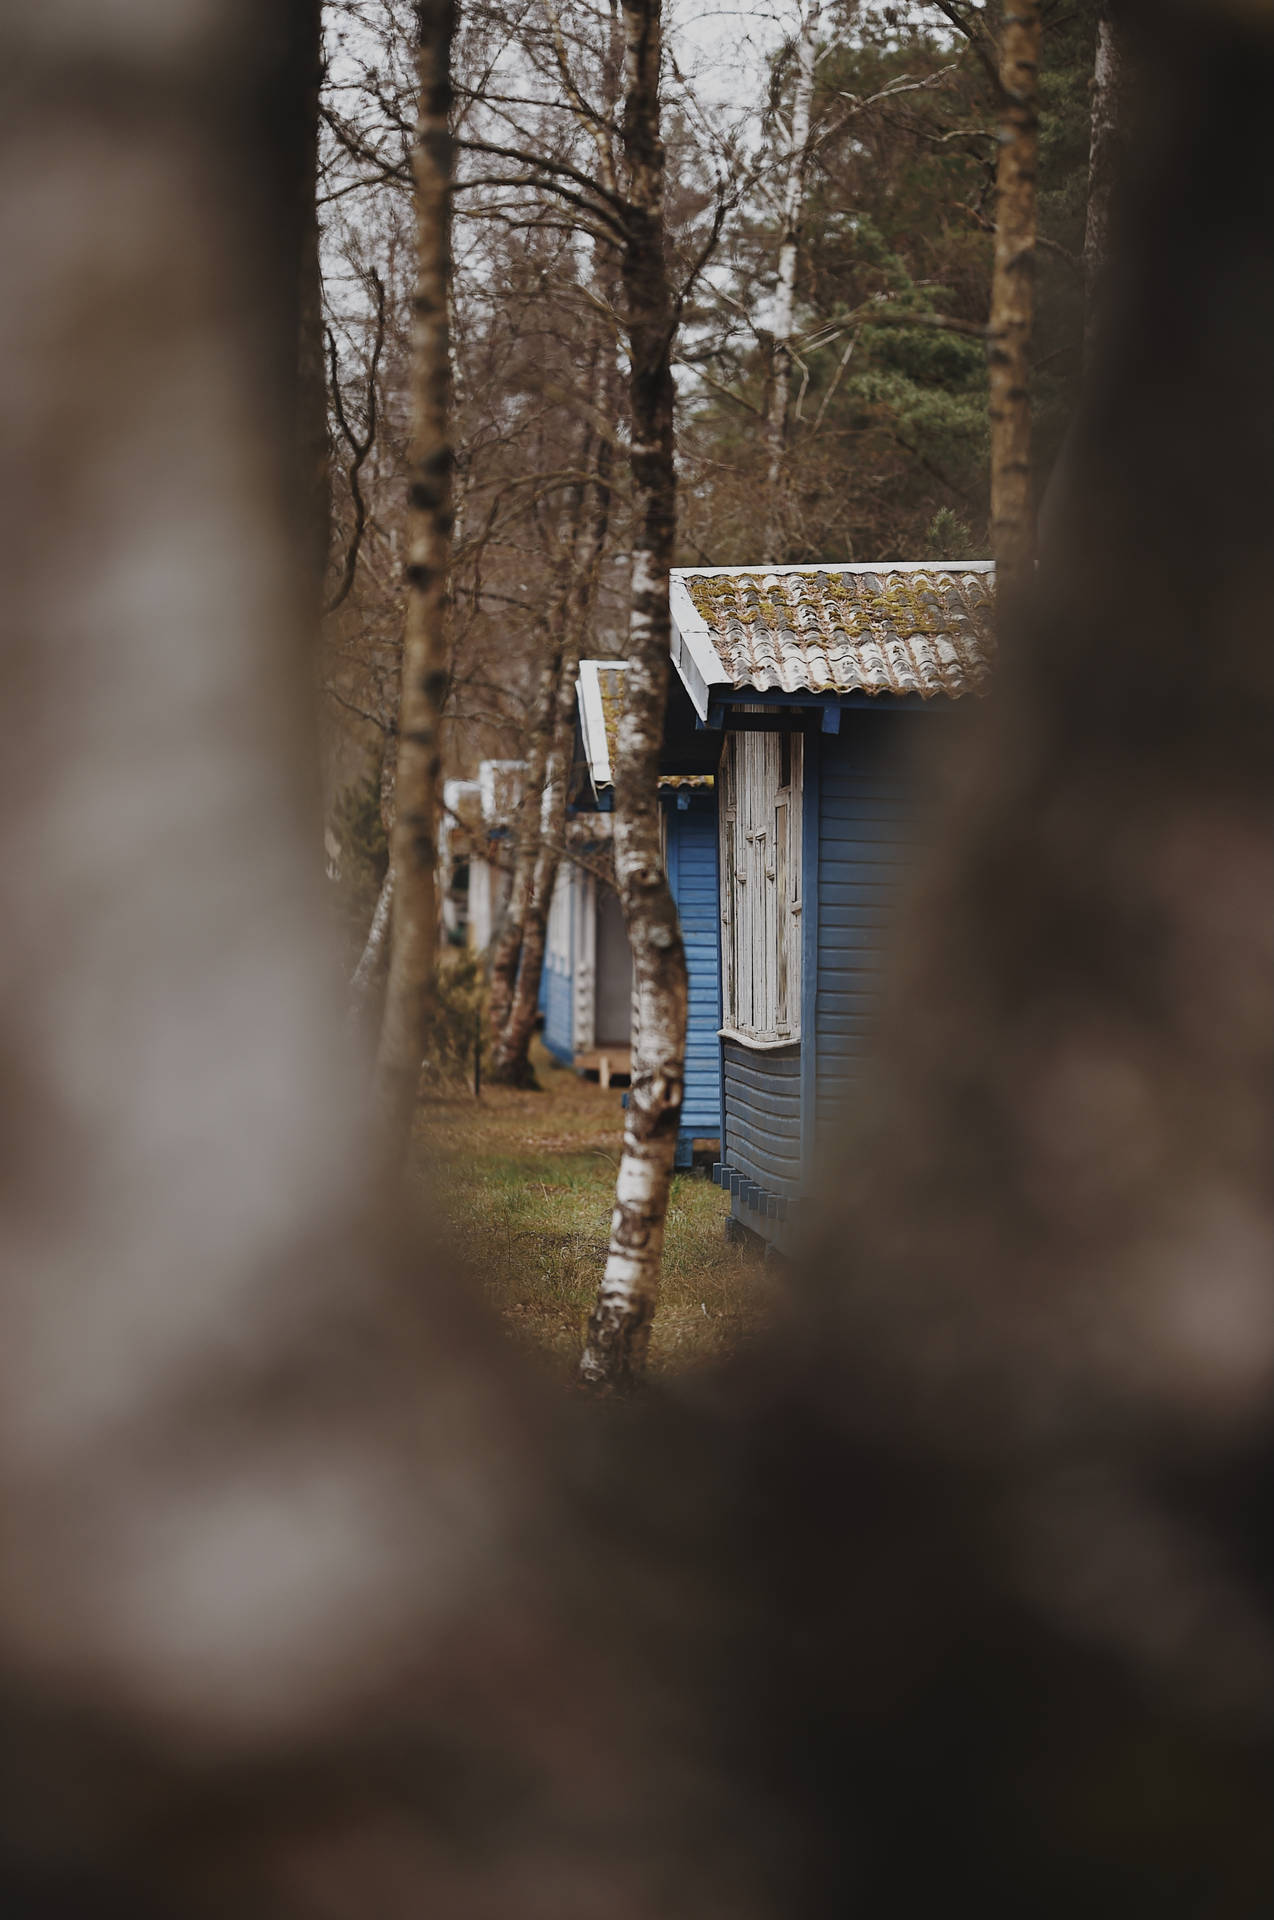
[684,566,994,700]
[596,663,625,777]
[593,662,712,791]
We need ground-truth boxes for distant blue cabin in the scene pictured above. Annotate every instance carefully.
[665,562,996,1249]
[558,661,721,1161]
[539,830,633,1081]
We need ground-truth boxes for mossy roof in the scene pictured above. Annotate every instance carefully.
[588,661,712,791]
[679,564,995,701]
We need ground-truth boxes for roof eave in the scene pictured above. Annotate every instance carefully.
[575,659,615,794]
[669,575,734,721]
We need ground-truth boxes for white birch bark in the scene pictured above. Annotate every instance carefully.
[349,866,395,1018]
[579,0,687,1390]
[764,0,822,561]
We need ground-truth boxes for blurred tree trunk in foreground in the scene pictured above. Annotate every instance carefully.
[0,0,543,1907]
[374,0,457,1165]
[0,1,1270,1916]
[579,0,688,1389]
[789,9,1274,1903]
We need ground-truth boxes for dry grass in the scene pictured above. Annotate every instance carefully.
[413,1039,769,1378]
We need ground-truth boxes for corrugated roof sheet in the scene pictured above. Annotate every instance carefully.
[674,563,995,701]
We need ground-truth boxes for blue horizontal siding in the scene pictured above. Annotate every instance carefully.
[668,796,722,1139]
[542,960,573,1062]
[814,711,919,1151]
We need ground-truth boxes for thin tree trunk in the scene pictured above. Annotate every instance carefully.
[489,231,621,1087]
[350,866,395,1027]
[485,657,554,1046]
[1084,4,1125,358]
[580,0,687,1391]
[375,0,456,1165]
[486,511,580,1072]
[764,0,821,562]
[495,427,615,1086]
[490,752,568,1085]
[486,417,603,1062]
[486,637,568,1082]
[295,0,330,618]
[987,0,1041,598]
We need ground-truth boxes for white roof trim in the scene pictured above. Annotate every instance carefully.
[672,561,995,578]
[576,659,617,790]
[669,574,733,722]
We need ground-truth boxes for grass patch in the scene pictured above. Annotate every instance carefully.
[415,1040,766,1376]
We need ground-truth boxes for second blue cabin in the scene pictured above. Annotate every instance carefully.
[664,562,997,1250]
[573,660,722,1165]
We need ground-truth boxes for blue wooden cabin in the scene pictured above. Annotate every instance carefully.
[564,660,722,1164]
[665,562,995,1250]
[538,811,633,1084]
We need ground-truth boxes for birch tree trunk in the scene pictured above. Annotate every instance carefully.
[764,0,822,563]
[487,663,573,1084]
[496,428,616,1085]
[349,866,395,1032]
[488,232,621,1089]
[486,652,556,1049]
[987,0,1042,599]
[579,0,687,1390]
[485,453,593,1067]
[375,0,456,1164]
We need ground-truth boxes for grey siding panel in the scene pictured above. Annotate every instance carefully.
[724,1054,802,1093]
[722,1040,803,1201]
[815,713,919,1148]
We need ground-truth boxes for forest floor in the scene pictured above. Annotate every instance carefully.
[414,1038,770,1380]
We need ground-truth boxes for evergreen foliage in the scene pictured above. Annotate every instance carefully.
[681,0,1102,565]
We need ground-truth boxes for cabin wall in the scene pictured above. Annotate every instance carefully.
[664,794,721,1144]
[468,854,494,953]
[720,1040,801,1246]
[813,710,916,1148]
[541,862,576,1062]
[574,870,596,1055]
[715,708,922,1249]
